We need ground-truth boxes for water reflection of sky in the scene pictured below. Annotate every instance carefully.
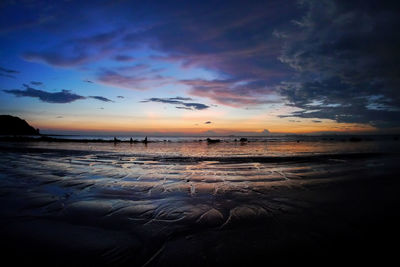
[7,139,400,158]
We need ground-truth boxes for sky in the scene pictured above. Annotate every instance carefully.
[1,0,399,135]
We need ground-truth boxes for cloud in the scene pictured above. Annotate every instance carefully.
[278,0,400,128]
[22,30,122,67]
[0,66,19,78]
[204,121,212,124]
[4,84,85,103]
[169,97,193,101]
[114,55,135,62]
[141,97,209,110]
[3,84,114,104]
[0,66,19,74]
[12,0,399,128]
[17,1,295,106]
[30,81,43,86]
[83,79,93,83]
[23,51,92,67]
[0,73,15,78]
[117,96,124,99]
[88,96,113,102]
[180,102,209,110]
[96,68,170,90]
[182,79,281,107]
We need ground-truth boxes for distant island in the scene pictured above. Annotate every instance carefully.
[0,115,40,135]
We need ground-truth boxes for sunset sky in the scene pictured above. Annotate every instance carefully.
[1,0,399,135]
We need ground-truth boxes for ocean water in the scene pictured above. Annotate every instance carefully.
[7,134,400,157]
[1,137,400,265]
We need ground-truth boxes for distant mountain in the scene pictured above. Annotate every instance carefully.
[0,115,40,135]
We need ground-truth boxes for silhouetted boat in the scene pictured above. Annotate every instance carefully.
[206,138,220,143]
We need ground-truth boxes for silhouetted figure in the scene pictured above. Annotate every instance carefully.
[144,136,148,144]
[130,137,133,144]
[114,137,120,143]
[239,138,248,142]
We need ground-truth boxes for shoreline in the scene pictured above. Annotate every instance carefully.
[1,134,399,144]
[1,168,399,266]
[1,144,400,265]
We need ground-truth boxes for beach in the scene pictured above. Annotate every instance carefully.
[1,139,400,266]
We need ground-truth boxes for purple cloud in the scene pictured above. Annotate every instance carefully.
[18,1,295,105]
[97,68,171,90]
[181,79,280,107]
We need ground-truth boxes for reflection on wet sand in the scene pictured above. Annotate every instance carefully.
[1,141,400,266]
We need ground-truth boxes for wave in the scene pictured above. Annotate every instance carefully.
[0,142,390,164]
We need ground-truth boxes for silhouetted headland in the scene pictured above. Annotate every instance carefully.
[0,115,40,135]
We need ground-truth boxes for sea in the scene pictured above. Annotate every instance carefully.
[1,134,400,265]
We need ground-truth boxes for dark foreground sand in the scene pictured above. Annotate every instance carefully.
[1,143,400,266]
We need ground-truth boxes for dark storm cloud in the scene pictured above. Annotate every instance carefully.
[3,84,85,103]
[278,0,400,127]
[141,97,209,110]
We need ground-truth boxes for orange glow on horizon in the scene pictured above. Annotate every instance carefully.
[32,116,377,135]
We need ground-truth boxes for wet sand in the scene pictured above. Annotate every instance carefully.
[1,142,400,266]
